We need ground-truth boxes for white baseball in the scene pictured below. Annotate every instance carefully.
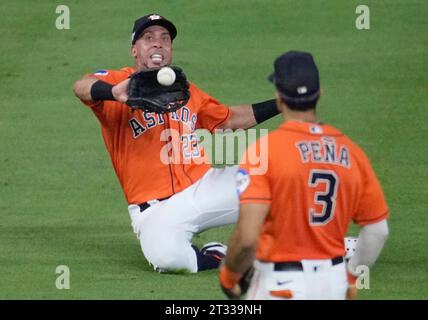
[157,67,176,86]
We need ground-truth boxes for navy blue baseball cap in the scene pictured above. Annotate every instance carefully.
[269,51,320,108]
[131,13,177,44]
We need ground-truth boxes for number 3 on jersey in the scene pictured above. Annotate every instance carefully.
[308,170,339,225]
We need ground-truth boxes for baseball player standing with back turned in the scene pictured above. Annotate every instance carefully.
[72,14,280,273]
[219,51,389,299]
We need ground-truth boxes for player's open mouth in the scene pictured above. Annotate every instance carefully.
[150,54,163,63]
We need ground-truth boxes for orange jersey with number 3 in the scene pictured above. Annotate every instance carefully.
[80,67,230,204]
[239,121,389,262]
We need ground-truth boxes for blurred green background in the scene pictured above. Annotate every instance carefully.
[0,0,427,299]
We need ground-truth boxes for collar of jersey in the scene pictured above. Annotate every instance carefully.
[279,120,344,136]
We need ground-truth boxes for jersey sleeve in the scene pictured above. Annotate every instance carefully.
[191,84,231,133]
[238,142,272,204]
[353,150,389,226]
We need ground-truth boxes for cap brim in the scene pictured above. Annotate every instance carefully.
[268,73,275,82]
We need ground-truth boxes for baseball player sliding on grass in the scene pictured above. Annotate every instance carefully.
[72,13,280,273]
[219,51,389,299]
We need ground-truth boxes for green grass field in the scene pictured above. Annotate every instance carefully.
[0,0,427,299]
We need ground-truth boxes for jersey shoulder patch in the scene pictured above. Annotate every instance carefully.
[236,168,250,195]
[93,69,109,76]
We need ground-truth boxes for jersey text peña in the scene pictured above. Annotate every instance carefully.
[295,137,351,168]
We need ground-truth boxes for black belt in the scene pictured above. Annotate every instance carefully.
[138,196,171,213]
[274,256,344,272]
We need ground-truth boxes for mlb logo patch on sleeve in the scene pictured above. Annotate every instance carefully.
[94,69,109,76]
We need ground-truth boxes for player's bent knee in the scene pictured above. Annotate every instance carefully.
[148,250,197,274]
[142,243,198,274]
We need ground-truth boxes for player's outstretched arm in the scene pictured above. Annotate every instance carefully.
[218,99,280,130]
[73,76,130,103]
[73,76,99,101]
[218,104,256,130]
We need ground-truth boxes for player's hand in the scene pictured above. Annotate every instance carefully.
[219,263,244,300]
[346,272,358,300]
[220,283,242,300]
[112,78,130,103]
[346,284,358,300]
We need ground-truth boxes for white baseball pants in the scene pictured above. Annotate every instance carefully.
[246,259,348,300]
[128,166,239,273]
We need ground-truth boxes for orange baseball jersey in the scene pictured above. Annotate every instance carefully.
[239,121,389,262]
[80,67,230,204]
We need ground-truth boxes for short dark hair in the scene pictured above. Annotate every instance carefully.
[280,91,320,111]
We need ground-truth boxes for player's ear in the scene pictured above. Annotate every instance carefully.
[275,91,283,113]
[131,45,138,59]
[320,87,324,97]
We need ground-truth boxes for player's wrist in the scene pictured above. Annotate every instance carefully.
[219,264,242,289]
[347,271,357,286]
[90,80,115,101]
[251,99,279,124]
[346,260,359,285]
